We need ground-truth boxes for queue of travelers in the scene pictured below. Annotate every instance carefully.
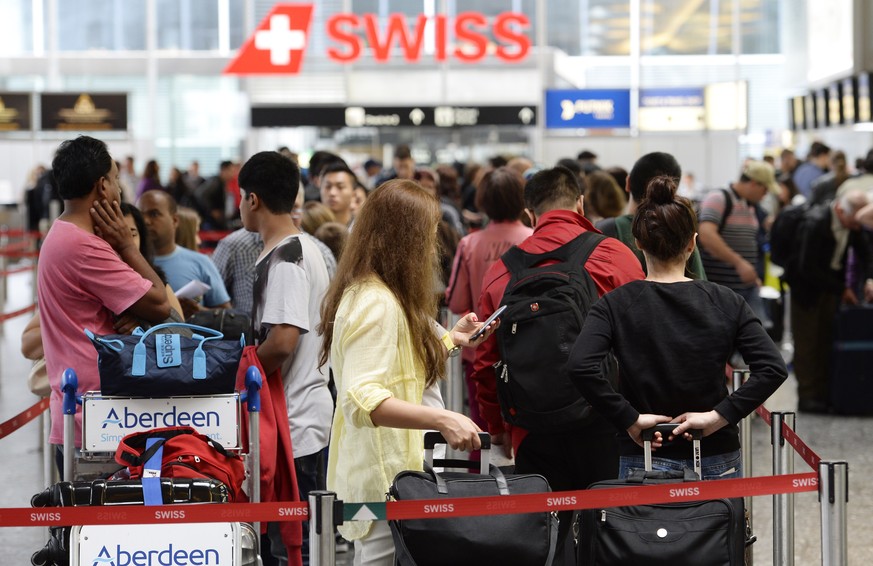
[21,136,873,566]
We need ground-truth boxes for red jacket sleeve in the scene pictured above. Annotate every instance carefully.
[471,261,507,436]
[585,238,646,296]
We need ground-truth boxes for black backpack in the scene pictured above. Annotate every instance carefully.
[494,232,616,433]
[769,203,811,280]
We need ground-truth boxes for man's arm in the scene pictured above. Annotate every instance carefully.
[91,199,170,322]
[256,323,300,376]
[698,221,759,285]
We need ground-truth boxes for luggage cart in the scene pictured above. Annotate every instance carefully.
[33,366,264,566]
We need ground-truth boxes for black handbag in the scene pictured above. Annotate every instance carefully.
[388,433,558,566]
[86,322,243,396]
[186,308,252,344]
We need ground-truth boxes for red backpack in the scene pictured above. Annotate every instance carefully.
[115,426,247,502]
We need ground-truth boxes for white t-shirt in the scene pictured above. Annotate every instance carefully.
[253,234,333,457]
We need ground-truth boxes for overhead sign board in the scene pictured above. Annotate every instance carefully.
[225,4,531,75]
[0,93,31,131]
[544,89,631,129]
[40,93,128,131]
[638,87,705,132]
[251,105,536,128]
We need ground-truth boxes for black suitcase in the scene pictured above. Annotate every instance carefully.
[30,478,228,566]
[577,425,746,566]
[388,432,558,566]
[830,305,873,415]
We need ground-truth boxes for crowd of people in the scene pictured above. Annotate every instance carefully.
[19,135,873,566]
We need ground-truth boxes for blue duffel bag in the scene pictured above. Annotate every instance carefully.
[85,322,244,397]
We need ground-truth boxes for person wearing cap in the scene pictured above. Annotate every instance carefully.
[697,161,779,326]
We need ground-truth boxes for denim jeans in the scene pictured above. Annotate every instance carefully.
[268,450,326,566]
[618,449,742,481]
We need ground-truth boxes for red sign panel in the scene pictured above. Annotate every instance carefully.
[225,4,530,75]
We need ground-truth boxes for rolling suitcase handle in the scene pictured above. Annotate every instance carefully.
[642,424,703,478]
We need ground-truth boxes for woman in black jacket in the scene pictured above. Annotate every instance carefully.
[567,176,787,479]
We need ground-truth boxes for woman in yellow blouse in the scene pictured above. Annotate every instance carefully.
[319,179,494,565]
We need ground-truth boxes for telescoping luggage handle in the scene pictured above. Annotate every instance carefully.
[85,321,241,380]
[642,424,703,478]
[424,431,492,475]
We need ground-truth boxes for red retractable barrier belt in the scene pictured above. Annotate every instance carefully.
[0,264,36,277]
[0,303,38,323]
[0,472,819,527]
[0,398,49,440]
[756,405,821,470]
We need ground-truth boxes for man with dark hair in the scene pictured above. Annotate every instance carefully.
[140,191,231,318]
[38,136,170,456]
[319,162,358,227]
[194,160,235,230]
[473,166,643,565]
[833,149,873,201]
[577,149,600,174]
[793,141,831,198]
[239,151,332,565]
[375,144,415,186]
[303,151,347,202]
[598,152,706,279]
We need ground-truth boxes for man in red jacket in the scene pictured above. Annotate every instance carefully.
[473,166,644,565]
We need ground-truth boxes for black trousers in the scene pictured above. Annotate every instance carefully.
[514,419,620,566]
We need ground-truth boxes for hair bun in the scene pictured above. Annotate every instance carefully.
[644,175,678,205]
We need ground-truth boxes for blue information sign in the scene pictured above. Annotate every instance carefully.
[545,89,631,129]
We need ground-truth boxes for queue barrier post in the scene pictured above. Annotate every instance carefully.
[732,370,753,526]
[819,461,848,566]
[244,366,262,538]
[309,491,339,566]
[771,411,796,565]
[61,368,79,482]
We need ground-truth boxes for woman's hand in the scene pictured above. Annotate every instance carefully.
[669,410,729,440]
[450,312,500,348]
[436,409,483,452]
[626,413,673,449]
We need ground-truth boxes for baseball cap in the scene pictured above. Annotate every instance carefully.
[743,161,779,194]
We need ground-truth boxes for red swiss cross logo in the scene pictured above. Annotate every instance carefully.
[530,303,540,312]
[224,4,314,75]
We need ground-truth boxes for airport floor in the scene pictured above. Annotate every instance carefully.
[1,268,871,564]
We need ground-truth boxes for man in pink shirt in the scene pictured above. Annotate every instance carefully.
[445,167,532,430]
[38,136,170,467]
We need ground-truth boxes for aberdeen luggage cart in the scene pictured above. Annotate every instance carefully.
[388,431,558,566]
[34,366,265,566]
[577,424,747,566]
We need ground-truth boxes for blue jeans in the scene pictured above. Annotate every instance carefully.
[268,450,326,566]
[618,449,742,481]
[735,286,771,328]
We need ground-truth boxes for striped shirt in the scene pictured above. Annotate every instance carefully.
[699,187,760,290]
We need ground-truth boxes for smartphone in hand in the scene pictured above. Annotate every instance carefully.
[469,305,507,341]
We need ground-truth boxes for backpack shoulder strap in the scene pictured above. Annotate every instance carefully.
[501,231,605,280]
[717,188,734,233]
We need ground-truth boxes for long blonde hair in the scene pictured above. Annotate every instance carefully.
[318,179,445,386]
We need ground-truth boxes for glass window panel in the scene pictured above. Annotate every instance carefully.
[228,0,245,49]
[55,0,146,51]
[157,0,219,50]
[740,0,780,55]
[0,0,34,54]
[578,0,630,56]
[641,0,733,56]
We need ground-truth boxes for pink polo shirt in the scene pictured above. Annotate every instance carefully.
[38,220,152,446]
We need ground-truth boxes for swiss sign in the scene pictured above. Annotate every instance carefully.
[224,4,315,75]
[225,4,530,75]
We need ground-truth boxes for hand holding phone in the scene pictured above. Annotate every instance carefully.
[469,305,507,341]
